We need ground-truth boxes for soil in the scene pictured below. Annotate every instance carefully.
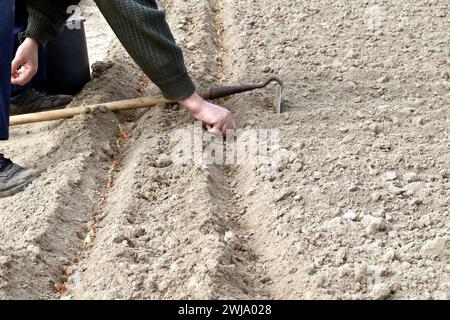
[0,0,449,300]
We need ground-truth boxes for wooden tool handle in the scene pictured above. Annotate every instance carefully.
[9,96,175,126]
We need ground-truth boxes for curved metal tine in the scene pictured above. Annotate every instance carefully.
[262,77,284,114]
[274,85,283,114]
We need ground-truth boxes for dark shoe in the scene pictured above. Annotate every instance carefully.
[0,154,36,198]
[10,88,73,115]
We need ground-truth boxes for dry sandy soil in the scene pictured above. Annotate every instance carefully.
[0,0,449,300]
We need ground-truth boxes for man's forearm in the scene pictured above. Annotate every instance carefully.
[94,0,196,101]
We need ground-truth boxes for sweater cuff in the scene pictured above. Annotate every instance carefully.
[23,13,61,48]
[158,72,196,101]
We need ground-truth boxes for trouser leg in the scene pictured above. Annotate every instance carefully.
[0,0,15,141]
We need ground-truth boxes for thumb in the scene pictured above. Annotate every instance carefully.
[206,124,222,136]
[11,59,36,85]
[11,56,25,83]
[11,55,24,75]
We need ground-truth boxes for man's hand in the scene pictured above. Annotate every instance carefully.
[11,37,39,86]
[179,92,236,136]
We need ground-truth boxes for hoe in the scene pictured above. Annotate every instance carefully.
[10,76,284,127]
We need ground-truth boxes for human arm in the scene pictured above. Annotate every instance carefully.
[95,0,236,134]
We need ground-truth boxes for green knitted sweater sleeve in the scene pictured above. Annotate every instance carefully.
[24,0,81,48]
[94,0,196,100]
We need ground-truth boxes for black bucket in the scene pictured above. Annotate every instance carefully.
[45,17,91,95]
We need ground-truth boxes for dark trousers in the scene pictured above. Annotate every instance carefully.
[0,0,15,140]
